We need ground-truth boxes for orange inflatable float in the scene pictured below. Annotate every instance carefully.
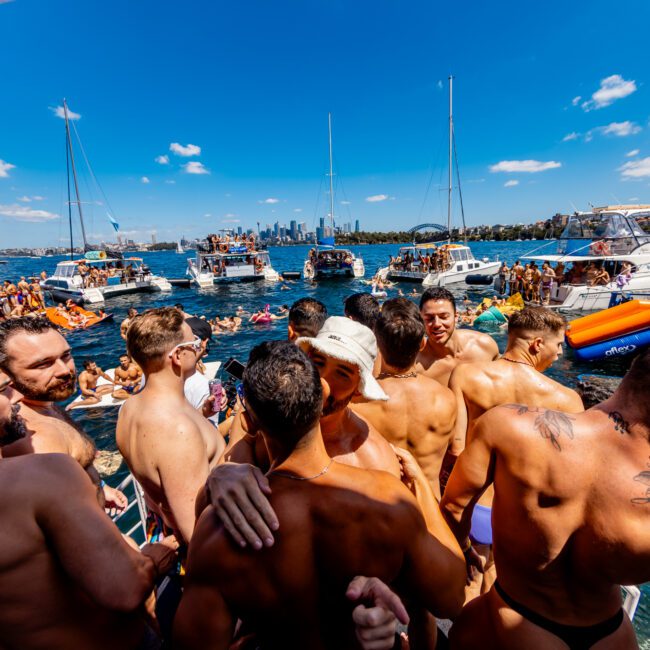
[45,306,113,330]
[566,300,650,348]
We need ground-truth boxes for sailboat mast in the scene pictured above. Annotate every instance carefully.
[447,76,453,239]
[63,99,88,252]
[65,122,74,260]
[328,112,335,236]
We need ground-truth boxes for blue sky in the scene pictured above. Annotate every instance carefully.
[1,0,649,247]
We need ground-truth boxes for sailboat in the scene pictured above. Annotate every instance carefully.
[303,114,364,280]
[176,240,184,254]
[41,100,172,304]
[378,77,500,287]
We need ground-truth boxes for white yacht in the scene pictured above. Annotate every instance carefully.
[303,114,364,281]
[42,252,171,304]
[524,205,650,311]
[42,100,171,304]
[378,242,499,287]
[187,239,279,287]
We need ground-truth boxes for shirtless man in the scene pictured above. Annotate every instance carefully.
[120,307,138,340]
[66,358,114,409]
[415,288,499,387]
[288,296,328,340]
[351,298,456,500]
[174,341,465,649]
[448,307,584,600]
[0,379,178,650]
[112,353,142,400]
[116,307,226,545]
[0,318,126,510]
[441,349,650,649]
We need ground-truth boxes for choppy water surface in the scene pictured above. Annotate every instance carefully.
[3,241,647,645]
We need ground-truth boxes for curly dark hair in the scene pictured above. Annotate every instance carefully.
[419,287,456,312]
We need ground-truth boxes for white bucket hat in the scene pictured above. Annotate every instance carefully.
[297,316,388,401]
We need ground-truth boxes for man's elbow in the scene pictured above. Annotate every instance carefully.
[434,562,466,620]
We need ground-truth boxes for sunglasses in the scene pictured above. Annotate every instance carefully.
[168,336,202,358]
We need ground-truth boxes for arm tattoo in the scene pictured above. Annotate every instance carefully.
[632,462,650,506]
[503,404,576,452]
[608,411,630,435]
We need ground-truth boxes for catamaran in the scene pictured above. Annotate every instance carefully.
[524,205,650,311]
[186,233,279,286]
[378,77,499,287]
[41,100,171,304]
[303,114,364,280]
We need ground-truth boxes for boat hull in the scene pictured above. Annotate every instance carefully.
[43,278,171,304]
[422,261,501,287]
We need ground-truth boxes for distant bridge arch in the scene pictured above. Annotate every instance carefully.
[407,223,448,234]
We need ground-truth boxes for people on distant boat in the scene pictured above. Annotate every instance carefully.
[592,262,610,286]
[67,358,115,410]
[540,261,556,305]
[616,261,633,292]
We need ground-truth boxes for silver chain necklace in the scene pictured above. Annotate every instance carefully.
[270,458,334,481]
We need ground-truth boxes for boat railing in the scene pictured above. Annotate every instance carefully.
[111,472,148,547]
[622,585,641,620]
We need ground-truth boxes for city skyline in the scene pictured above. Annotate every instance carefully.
[1,0,649,248]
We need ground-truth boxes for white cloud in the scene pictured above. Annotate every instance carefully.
[618,157,650,179]
[222,218,240,223]
[0,203,59,222]
[224,213,238,218]
[437,80,444,90]
[293,208,303,212]
[599,121,641,137]
[628,197,639,201]
[183,161,209,175]
[203,213,212,218]
[155,154,169,165]
[0,159,15,178]
[562,132,579,142]
[504,180,519,187]
[17,195,31,202]
[571,96,582,106]
[340,200,351,205]
[141,176,150,184]
[170,142,201,157]
[489,160,561,173]
[581,74,636,111]
[164,179,176,184]
[50,105,81,120]
[259,197,279,204]
[365,194,389,202]
[32,195,44,200]
[626,149,640,157]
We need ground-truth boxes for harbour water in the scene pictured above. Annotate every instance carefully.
[2,241,648,645]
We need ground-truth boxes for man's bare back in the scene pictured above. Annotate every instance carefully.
[0,453,160,650]
[415,329,498,386]
[352,373,456,499]
[117,383,225,542]
[443,401,648,648]
[176,461,465,649]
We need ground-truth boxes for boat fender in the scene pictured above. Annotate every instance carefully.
[219,243,228,253]
[589,240,611,256]
[465,274,494,286]
[572,328,650,362]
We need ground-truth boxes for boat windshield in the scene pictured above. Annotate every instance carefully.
[562,214,650,243]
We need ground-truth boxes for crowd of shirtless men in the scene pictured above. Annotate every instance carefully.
[0,276,46,318]
[0,285,648,649]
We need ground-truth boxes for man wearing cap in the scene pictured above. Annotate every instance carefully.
[183,316,226,423]
[205,317,460,560]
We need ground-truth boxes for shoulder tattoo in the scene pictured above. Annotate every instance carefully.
[608,411,630,435]
[503,404,576,452]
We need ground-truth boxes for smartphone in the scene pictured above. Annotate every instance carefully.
[208,379,222,414]
[223,357,246,380]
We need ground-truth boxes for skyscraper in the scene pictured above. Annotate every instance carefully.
[290,220,298,240]
[355,219,360,233]
[319,217,325,230]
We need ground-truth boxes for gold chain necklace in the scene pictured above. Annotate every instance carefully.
[501,356,534,368]
[270,458,334,481]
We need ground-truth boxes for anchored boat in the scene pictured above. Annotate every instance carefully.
[187,238,279,287]
[303,114,364,280]
[41,100,171,304]
[524,205,650,311]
